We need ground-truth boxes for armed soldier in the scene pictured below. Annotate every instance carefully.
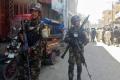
[64,15,89,80]
[26,3,64,47]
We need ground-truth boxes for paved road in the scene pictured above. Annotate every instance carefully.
[38,42,120,80]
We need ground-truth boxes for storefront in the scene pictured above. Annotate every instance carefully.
[0,0,9,40]
[38,0,62,20]
[0,0,37,40]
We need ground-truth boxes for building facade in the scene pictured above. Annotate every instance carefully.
[38,0,63,20]
[102,10,112,26]
[102,1,120,27]
[0,0,37,40]
[68,0,78,28]
[68,0,78,16]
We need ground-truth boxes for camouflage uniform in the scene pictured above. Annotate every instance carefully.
[64,26,88,80]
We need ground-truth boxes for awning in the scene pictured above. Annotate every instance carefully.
[38,0,51,4]
[13,14,32,21]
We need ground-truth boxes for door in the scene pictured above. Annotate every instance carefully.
[0,0,9,39]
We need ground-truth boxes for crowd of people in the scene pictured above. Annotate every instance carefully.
[86,26,120,47]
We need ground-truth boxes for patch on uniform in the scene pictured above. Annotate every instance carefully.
[74,33,78,37]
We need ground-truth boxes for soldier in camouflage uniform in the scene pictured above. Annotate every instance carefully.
[64,15,89,80]
[27,3,64,47]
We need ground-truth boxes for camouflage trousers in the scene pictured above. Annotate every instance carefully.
[68,48,82,80]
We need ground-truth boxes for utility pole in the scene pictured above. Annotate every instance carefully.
[112,2,114,28]
[63,0,68,39]
[63,0,68,29]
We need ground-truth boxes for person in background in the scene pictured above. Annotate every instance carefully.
[91,28,96,42]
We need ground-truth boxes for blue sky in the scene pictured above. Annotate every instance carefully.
[77,0,118,24]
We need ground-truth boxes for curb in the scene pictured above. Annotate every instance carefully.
[96,42,120,63]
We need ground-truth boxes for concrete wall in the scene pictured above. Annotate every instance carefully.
[68,0,78,28]
[68,0,78,16]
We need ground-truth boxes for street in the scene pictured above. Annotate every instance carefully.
[1,0,120,80]
[38,42,120,80]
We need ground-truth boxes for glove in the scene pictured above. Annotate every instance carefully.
[81,57,85,65]
[64,38,70,43]
[61,54,64,59]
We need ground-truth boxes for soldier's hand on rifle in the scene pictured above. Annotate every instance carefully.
[61,55,64,59]
[81,57,85,65]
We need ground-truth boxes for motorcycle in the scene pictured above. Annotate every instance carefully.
[2,37,21,80]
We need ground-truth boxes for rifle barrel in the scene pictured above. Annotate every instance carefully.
[61,45,69,59]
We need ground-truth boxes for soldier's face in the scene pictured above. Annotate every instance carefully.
[31,10,39,19]
[74,20,80,27]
